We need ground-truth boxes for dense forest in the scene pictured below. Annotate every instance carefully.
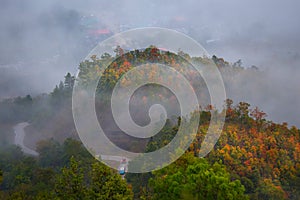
[0,47,299,199]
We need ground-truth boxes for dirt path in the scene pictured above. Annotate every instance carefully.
[13,122,39,156]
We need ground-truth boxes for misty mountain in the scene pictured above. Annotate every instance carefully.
[0,0,299,126]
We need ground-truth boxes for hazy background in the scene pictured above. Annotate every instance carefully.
[0,0,299,126]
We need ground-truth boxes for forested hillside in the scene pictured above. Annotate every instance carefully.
[0,47,299,199]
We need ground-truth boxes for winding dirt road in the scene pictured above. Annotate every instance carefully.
[13,122,129,174]
[13,122,39,156]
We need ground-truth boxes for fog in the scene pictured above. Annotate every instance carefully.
[0,0,299,126]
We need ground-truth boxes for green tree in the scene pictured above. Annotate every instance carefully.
[54,157,133,200]
[64,72,75,93]
[61,138,93,167]
[147,153,248,200]
[254,179,286,200]
[36,139,63,168]
[50,81,65,106]
[236,102,251,126]
[87,162,133,200]
[54,156,86,200]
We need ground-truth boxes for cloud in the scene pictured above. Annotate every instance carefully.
[0,0,299,126]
